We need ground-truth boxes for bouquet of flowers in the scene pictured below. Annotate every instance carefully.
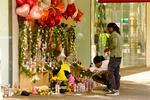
[37,86,50,95]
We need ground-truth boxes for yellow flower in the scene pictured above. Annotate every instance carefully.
[51,76,60,81]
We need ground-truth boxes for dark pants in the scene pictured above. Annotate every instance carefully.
[92,74,111,89]
[108,57,122,90]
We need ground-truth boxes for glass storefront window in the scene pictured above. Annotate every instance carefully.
[92,2,147,67]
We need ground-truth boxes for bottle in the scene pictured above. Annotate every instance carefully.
[8,88,13,97]
[77,84,81,93]
[85,80,88,92]
[81,83,85,93]
[88,80,92,92]
[76,84,79,93]
[32,86,37,95]
[55,83,60,94]
[73,84,77,93]
[78,83,82,93]
[57,84,60,94]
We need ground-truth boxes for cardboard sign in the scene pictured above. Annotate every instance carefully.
[98,0,150,2]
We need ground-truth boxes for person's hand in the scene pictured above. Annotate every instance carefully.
[85,69,92,76]
[96,70,108,76]
[101,70,108,74]
[104,48,110,53]
[96,72,102,76]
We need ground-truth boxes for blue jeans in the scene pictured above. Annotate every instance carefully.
[108,57,122,90]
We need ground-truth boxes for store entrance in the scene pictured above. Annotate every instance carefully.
[92,2,147,67]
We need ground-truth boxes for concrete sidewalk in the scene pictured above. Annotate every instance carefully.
[4,67,150,100]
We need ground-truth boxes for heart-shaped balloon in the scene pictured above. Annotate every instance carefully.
[43,0,51,6]
[16,4,30,17]
[40,10,49,21]
[66,3,76,17]
[38,10,49,27]
[47,17,55,27]
[54,14,62,24]
[68,0,75,4]
[48,8,55,17]
[74,9,83,22]
[49,18,56,27]
[62,12,69,19]
[27,0,37,8]
[30,5,42,19]
[16,0,26,6]
[55,3,64,13]
[26,15,35,24]
[51,0,60,5]
[72,8,78,18]
[40,2,50,9]
[62,0,68,12]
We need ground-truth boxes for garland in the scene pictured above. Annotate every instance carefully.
[65,25,76,56]
[17,0,84,82]
[19,21,77,80]
[19,23,32,77]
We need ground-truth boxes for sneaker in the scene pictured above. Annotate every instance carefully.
[103,88,112,93]
[105,90,119,96]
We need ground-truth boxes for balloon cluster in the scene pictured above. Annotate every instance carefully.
[16,0,84,28]
[63,1,83,22]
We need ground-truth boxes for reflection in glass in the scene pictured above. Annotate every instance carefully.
[92,2,146,67]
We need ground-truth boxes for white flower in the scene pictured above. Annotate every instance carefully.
[31,75,40,83]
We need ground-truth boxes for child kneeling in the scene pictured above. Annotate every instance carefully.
[87,56,111,90]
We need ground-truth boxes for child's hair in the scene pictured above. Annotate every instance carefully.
[93,56,105,64]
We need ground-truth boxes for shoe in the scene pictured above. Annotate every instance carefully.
[103,88,112,93]
[105,90,119,96]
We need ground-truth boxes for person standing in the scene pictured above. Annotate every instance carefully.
[104,23,122,96]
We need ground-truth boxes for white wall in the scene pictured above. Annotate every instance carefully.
[146,3,150,67]
[75,0,91,67]
[12,0,19,85]
[0,0,9,85]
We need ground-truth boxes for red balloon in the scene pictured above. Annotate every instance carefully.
[74,9,84,22]
[16,0,26,6]
[38,10,49,27]
[51,0,60,5]
[62,12,69,19]
[38,20,46,27]
[48,8,55,17]
[55,3,64,13]
[66,3,76,17]
[27,0,37,8]
[46,17,55,27]
[26,15,34,24]
[49,18,56,27]
[54,14,62,24]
